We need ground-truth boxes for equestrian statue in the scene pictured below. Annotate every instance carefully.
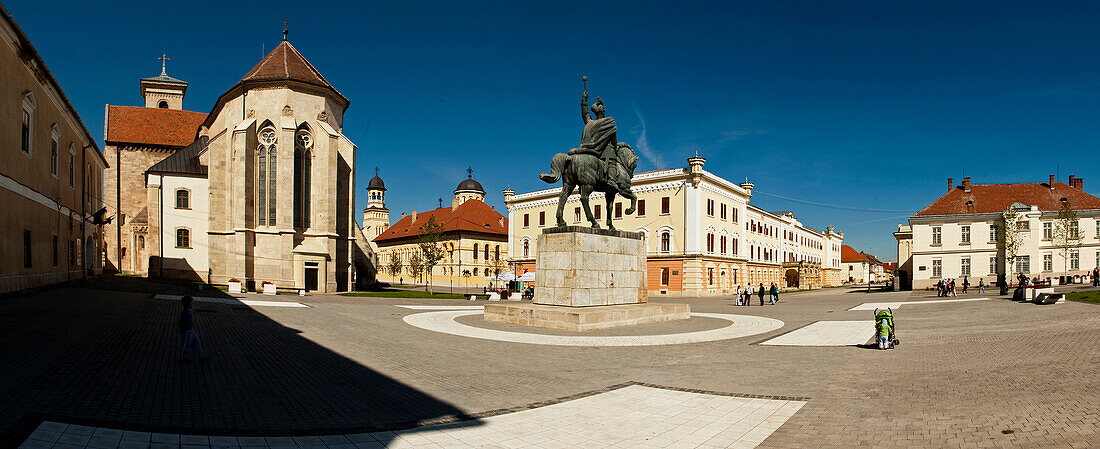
[539,76,639,230]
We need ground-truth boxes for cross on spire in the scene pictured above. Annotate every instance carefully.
[158,53,170,76]
[467,167,474,178]
[374,166,379,177]
[282,19,288,41]
[438,198,444,208]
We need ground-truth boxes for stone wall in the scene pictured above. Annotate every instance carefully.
[535,227,647,307]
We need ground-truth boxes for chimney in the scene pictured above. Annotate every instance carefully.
[410,210,417,223]
[1077,177,1085,190]
[947,177,953,192]
[1069,175,1082,190]
[962,177,971,192]
[452,197,460,211]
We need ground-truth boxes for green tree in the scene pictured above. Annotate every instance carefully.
[409,250,424,284]
[417,216,447,293]
[1052,201,1082,276]
[997,205,1025,283]
[387,252,403,283]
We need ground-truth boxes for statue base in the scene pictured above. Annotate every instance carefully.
[484,302,690,332]
[484,226,689,330]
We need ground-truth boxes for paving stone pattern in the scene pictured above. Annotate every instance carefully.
[0,278,1097,448]
[19,385,805,448]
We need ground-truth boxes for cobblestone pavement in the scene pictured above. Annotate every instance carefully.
[1,278,1097,448]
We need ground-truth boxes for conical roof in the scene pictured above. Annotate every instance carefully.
[234,40,347,103]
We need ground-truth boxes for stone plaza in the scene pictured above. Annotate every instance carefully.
[1,276,1097,448]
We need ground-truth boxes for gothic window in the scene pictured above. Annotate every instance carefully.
[523,238,530,257]
[257,127,277,226]
[473,243,479,260]
[294,130,313,228]
[495,245,500,261]
[175,189,190,209]
[661,231,671,253]
[483,244,489,261]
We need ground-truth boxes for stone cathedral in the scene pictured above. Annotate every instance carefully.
[104,37,375,292]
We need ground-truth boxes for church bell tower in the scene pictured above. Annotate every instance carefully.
[362,168,390,239]
[140,53,188,109]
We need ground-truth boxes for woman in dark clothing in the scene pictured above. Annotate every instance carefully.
[758,283,766,306]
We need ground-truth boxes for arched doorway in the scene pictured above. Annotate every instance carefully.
[785,269,799,288]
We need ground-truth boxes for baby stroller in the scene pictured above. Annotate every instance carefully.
[873,308,899,349]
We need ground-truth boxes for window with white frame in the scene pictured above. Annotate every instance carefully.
[68,145,75,188]
[1044,254,1053,272]
[989,256,996,275]
[961,257,970,276]
[21,92,36,156]
[49,125,59,177]
[932,259,942,277]
[961,225,970,244]
[989,224,997,242]
[1071,221,1080,239]
[1071,251,1080,270]
[660,230,671,253]
[1016,255,1030,274]
[932,226,942,245]
[1042,222,1052,240]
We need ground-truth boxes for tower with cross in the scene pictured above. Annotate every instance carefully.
[452,167,487,210]
[363,166,390,240]
[140,52,188,109]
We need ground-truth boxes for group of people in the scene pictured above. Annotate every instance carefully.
[935,276,983,296]
[734,283,781,305]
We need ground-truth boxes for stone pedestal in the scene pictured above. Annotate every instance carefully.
[484,226,689,331]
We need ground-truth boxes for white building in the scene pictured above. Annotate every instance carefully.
[907,176,1100,290]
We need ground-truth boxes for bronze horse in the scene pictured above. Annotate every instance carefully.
[539,142,639,230]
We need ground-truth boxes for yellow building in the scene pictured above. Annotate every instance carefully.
[1,4,109,293]
[373,172,509,287]
[505,157,843,296]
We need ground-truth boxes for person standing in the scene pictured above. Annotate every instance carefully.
[735,285,744,306]
[178,296,208,362]
[743,287,752,306]
[769,283,779,305]
[758,283,766,306]
[962,276,970,294]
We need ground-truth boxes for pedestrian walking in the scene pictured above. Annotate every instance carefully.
[769,283,779,305]
[758,283,766,306]
[978,278,985,294]
[178,296,208,362]
[962,277,969,294]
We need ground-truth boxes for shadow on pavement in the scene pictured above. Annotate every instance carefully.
[0,276,480,448]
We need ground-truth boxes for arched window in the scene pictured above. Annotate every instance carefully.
[661,231,671,253]
[175,189,190,209]
[294,130,313,228]
[473,243,479,260]
[175,228,191,248]
[158,100,169,109]
[257,126,277,226]
[483,244,489,261]
[494,245,500,261]
[706,233,714,252]
[720,235,727,254]
[138,236,144,249]
[50,124,60,177]
[522,238,530,257]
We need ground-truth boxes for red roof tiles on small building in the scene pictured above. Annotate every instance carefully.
[105,105,206,147]
[374,200,507,243]
[914,181,1100,216]
[841,245,868,263]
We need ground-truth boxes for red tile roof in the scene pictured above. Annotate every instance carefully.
[105,105,206,147]
[374,200,507,243]
[237,41,345,101]
[841,245,868,263]
[914,181,1100,216]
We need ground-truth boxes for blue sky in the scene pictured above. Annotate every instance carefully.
[8,1,1100,260]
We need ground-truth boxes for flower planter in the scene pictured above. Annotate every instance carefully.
[228,281,242,293]
[262,283,277,296]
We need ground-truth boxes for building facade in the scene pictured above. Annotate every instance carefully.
[1,4,108,293]
[102,38,374,292]
[907,176,1100,290]
[505,157,843,296]
[373,173,508,287]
